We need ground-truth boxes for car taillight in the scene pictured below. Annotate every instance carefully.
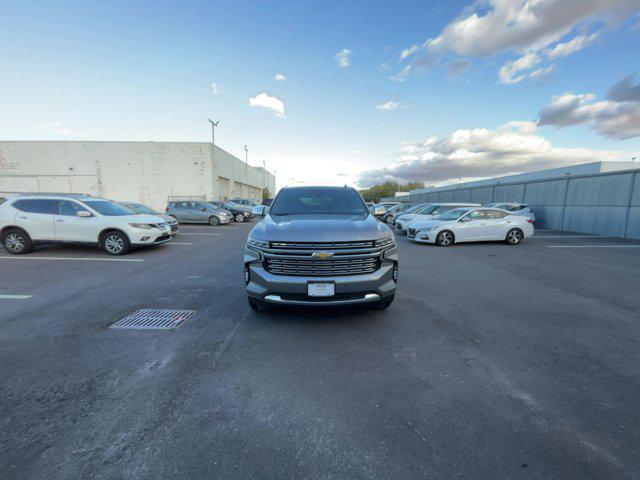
[526,218,533,223]
[165,207,169,212]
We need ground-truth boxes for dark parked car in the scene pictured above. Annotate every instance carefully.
[209,201,251,223]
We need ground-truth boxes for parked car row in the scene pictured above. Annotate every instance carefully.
[0,193,260,256]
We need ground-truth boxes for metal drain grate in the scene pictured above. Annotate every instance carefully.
[110,309,196,330]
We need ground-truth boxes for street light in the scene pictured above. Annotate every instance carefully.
[244,144,249,177]
[208,118,220,145]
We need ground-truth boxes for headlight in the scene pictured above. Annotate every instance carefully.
[247,237,269,249]
[129,223,153,229]
[375,237,395,248]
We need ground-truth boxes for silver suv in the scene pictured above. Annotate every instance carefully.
[244,186,398,310]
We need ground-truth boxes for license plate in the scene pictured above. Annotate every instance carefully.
[308,282,335,297]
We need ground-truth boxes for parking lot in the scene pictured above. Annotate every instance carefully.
[1,224,640,479]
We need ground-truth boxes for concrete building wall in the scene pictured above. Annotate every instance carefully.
[0,141,276,211]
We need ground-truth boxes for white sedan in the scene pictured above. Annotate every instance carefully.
[407,207,534,246]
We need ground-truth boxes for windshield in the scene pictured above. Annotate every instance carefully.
[125,203,158,215]
[437,208,472,221]
[270,188,368,215]
[404,204,426,214]
[84,200,134,216]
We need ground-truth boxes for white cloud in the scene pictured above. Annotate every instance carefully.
[390,65,412,82]
[36,121,77,136]
[273,73,287,82]
[401,0,638,82]
[335,48,353,68]
[249,92,286,118]
[499,52,541,84]
[357,120,624,187]
[211,82,221,94]
[545,32,600,59]
[399,44,419,61]
[538,74,640,139]
[375,100,409,110]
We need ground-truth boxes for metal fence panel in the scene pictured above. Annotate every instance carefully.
[453,189,471,202]
[566,173,632,206]
[494,184,525,202]
[564,206,628,237]
[631,173,640,206]
[524,180,566,205]
[469,187,493,204]
[627,207,640,239]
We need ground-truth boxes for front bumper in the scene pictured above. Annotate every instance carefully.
[219,214,232,224]
[394,221,407,235]
[407,228,435,244]
[245,248,398,306]
[130,227,173,245]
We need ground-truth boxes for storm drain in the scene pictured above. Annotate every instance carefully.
[110,309,197,330]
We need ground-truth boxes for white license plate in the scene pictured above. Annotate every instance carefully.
[307,282,335,297]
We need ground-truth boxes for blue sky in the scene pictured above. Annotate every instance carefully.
[1,0,639,189]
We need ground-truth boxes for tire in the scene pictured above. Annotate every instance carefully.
[505,228,524,245]
[101,230,131,256]
[1,228,33,255]
[371,295,394,310]
[248,297,269,312]
[235,213,245,223]
[435,230,455,247]
[209,216,220,226]
[385,216,394,224]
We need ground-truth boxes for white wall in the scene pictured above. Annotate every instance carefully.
[0,141,276,211]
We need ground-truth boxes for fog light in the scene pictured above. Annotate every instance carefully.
[244,265,250,285]
[393,263,398,282]
[140,236,149,241]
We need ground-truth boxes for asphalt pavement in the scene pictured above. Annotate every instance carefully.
[1,224,640,479]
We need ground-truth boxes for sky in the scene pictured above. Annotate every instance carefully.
[1,0,640,190]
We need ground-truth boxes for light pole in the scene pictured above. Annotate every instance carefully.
[208,118,220,146]
[244,145,249,177]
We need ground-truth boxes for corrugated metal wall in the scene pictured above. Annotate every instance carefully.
[381,168,640,239]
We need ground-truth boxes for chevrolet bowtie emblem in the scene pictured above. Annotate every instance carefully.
[312,251,334,259]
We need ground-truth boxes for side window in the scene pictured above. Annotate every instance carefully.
[486,210,508,219]
[12,199,28,211]
[177,202,189,209]
[23,199,60,214]
[59,200,89,216]
[468,210,487,220]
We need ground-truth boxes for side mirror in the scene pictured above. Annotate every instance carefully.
[459,216,471,222]
[373,206,386,217]
[76,210,92,218]
[252,205,268,217]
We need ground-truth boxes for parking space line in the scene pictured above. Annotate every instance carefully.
[533,235,607,238]
[0,294,32,299]
[179,233,223,236]
[547,245,640,248]
[0,256,144,262]
[166,242,195,245]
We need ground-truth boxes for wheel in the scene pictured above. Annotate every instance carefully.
[248,297,269,311]
[235,213,245,223]
[385,216,394,224]
[371,295,394,309]
[435,230,454,247]
[2,228,33,254]
[168,215,179,225]
[101,231,131,255]
[209,215,220,226]
[505,228,524,245]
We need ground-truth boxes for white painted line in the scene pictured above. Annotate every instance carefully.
[547,245,640,248]
[178,233,223,236]
[0,294,32,299]
[166,242,195,245]
[0,256,144,262]
[534,235,607,238]
[179,226,239,230]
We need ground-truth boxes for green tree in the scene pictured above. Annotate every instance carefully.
[359,181,423,203]
[262,187,271,200]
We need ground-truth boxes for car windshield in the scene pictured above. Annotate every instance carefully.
[437,208,472,221]
[270,188,368,215]
[126,204,157,215]
[404,204,426,214]
[84,200,134,216]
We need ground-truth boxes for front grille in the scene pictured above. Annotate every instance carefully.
[407,228,417,237]
[170,225,179,233]
[265,257,378,276]
[154,234,171,243]
[276,292,367,302]
[263,240,383,277]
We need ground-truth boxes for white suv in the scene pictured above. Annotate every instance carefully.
[0,195,172,255]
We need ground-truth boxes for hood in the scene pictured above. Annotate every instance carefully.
[127,214,167,224]
[249,213,392,242]
[409,218,453,230]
